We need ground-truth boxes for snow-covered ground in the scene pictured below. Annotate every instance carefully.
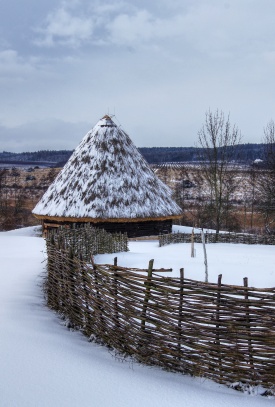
[96,225,274,288]
[0,226,274,407]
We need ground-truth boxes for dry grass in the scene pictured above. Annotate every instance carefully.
[0,165,271,232]
[0,167,61,229]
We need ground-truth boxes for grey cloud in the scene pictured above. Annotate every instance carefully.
[0,120,90,152]
[0,50,38,81]
[33,1,190,50]
[31,0,275,68]
[0,0,275,152]
[34,7,95,48]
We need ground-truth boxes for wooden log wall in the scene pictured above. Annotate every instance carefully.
[159,232,275,247]
[45,236,275,393]
[44,219,173,238]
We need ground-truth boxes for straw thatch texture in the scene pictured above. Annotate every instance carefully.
[45,228,275,392]
[33,116,181,223]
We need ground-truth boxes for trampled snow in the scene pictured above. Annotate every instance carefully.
[0,226,274,407]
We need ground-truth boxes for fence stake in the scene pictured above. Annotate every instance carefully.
[93,266,105,335]
[244,277,254,373]
[141,259,154,331]
[113,257,119,330]
[46,238,58,309]
[177,268,184,363]
[68,248,79,327]
[80,256,93,336]
[201,230,208,282]
[191,229,195,257]
[216,274,222,382]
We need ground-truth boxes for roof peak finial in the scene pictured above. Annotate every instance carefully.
[102,114,112,120]
[100,114,116,127]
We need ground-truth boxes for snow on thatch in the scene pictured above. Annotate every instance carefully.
[33,115,182,221]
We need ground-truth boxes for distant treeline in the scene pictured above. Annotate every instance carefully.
[0,150,72,167]
[0,143,265,165]
[140,144,265,163]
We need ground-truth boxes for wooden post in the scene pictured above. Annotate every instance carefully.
[243,277,254,372]
[177,268,184,363]
[113,256,119,330]
[46,235,57,309]
[201,230,208,282]
[80,255,93,336]
[67,247,78,326]
[141,259,154,330]
[93,264,105,334]
[216,274,222,382]
[191,228,195,257]
[58,246,67,313]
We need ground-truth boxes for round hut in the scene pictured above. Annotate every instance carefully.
[32,115,182,237]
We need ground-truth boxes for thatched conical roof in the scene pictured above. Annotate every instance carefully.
[33,115,182,222]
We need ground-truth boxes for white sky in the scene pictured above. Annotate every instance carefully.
[1,0,275,151]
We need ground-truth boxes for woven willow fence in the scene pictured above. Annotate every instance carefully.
[45,232,275,392]
[159,232,275,247]
[48,225,128,261]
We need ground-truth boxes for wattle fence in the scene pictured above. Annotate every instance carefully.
[48,225,128,260]
[159,231,275,246]
[45,227,275,393]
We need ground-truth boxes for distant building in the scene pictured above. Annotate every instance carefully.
[32,115,182,237]
[254,159,263,164]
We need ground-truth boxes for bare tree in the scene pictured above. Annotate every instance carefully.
[0,169,8,209]
[257,120,275,233]
[197,110,242,237]
[263,120,275,170]
[172,165,194,226]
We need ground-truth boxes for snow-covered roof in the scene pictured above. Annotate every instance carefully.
[33,115,182,221]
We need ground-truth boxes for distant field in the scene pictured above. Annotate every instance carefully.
[0,167,61,230]
[0,161,57,169]
[0,164,268,232]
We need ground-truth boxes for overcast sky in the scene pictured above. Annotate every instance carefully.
[1,0,275,152]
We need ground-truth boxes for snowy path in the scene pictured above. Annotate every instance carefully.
[0,228,273,407]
